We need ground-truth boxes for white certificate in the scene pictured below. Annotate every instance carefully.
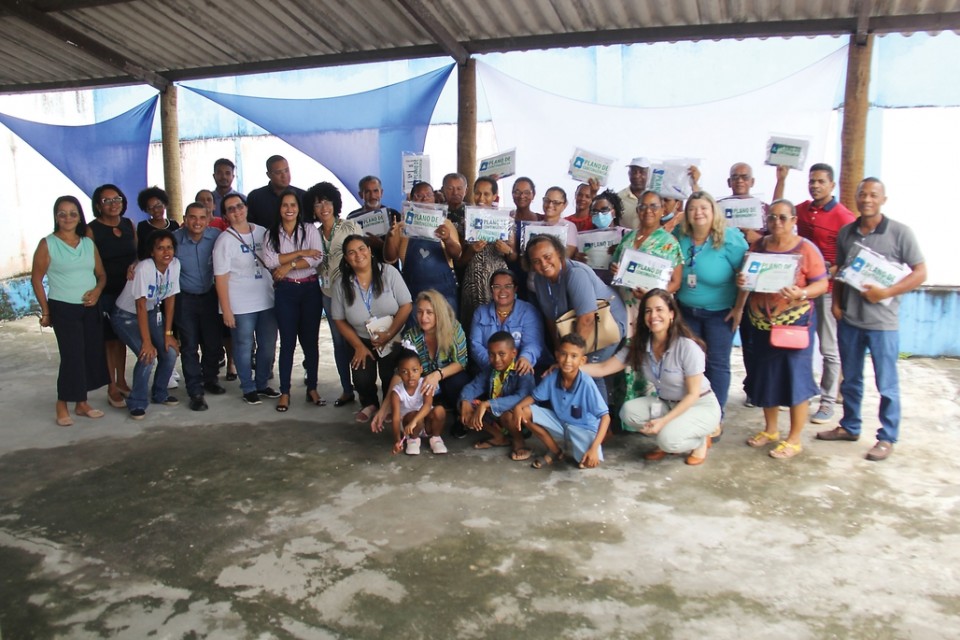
[477,148,516,179]
[577,228,624,270]
[740,252,800,293]
[611,248,674,291]
[365,315,401,356]
[465,207,513,242]
[351,208,390,237]
[836,243,911,306]
[719,197,765,229]
[568,147,614,186]
[520,222,568,251]
[401,201,446,241]
[402,152,430,197]
[646,162,694,200]
[765,135,809,170]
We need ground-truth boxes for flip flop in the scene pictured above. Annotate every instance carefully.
[56,416,74,427]
[474,439,510,450]
[76,408,104,419]
[511,448,532,461]
[355,405,377,423]
[531,451,564,469]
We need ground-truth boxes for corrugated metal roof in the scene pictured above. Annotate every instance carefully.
[1,0,958,92]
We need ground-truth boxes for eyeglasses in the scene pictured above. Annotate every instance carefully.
[729,174,752,182]
[766,214,794,223]
[225,203,246,214]
[637,203,662,212]
[543,198,565,207]
[512,190,533,197]
[55,211,79,218]
[491,283,516,291]
[313,199,333,208]
[100,197,123,205]
[147,202,165,212]
[590,207,613,214]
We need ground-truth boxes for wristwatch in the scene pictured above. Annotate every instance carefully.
[165,330,174,336]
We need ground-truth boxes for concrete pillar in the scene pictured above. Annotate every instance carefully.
[839,34,873,214]
[160,85,183,221]
[457,58,477,204]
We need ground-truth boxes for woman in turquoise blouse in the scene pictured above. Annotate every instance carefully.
[31,196,110,426]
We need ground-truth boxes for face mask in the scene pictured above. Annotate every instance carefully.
[660,212,675,225]
[591,211,613,229]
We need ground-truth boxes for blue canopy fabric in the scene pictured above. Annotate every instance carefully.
[0,97,158,222]
[185,64,454,208]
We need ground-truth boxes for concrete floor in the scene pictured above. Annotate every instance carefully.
[1,316,959,639]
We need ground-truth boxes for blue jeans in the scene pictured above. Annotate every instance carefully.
[232,308,278,394]
[111,307,177,412]
[588,341,620,400]
[275,280,322,394]
[838,319,901,443]
[680,304,735,417]
[322,292,354,396]
[174,289,223,397]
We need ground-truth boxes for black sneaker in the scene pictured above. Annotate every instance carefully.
[130,408,146,420]
[450,421,468,439]
[203,382,227,395]
[257,387,281,399]
[242,391,262,405]
[189,396,208,411]
[155,395,180,406]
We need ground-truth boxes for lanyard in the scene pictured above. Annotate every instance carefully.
[228,228,262,268]
[354,276,374,314]
[153,265,171,306]
[688,239,705,268]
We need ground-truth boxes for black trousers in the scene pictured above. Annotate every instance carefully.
[49,299,109,402]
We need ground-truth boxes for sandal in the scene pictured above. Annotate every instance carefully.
[531,451,564,469]
[355,404,377,423]
[56,415,74,427]
[306,390,327,406]
[511,448,532,461]
[334,393,355,407]
[107,395,126,409]
[474,439,509,450]
[746,430,779,448]
[644,447,668,461]
[276,394,290,413]
[769,440,803,459]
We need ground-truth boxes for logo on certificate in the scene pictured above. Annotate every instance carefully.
[851,257,865,272]
[748,261,761,274]
[573,157,585,169]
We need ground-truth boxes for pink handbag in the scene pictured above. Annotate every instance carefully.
[770,324,809,350]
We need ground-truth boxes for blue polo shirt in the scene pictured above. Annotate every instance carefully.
[173,226,220,294]
[532,369,608,432]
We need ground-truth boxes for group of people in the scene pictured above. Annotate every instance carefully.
[31,153,925,467]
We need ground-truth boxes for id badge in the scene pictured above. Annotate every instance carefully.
[687,273,697,289]
[322,274,331,289]
[255,268,263,280]
[649,402,663,419]
[155,309,162,326]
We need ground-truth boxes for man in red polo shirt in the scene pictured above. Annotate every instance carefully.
[774,163,855,424]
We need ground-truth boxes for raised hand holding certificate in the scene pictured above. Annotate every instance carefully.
[521,222,568,252]
[568,147,614,186]
[402,152,430,196]
[718,197,765,229]
[402,202,446,241]
[465,207,512,242]
[611,248,673,291]
[836,243,911,306]
[740,252,800,293]
[577,228,624,270]
[351,208,390,237]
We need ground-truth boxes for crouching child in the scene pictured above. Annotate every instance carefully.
[390,347,448,455]
[459,331,537,461]
[513,334,610,469]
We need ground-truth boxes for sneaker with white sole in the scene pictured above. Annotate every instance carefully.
[405,437,421,455]
[429,436,448,454]
[810,407,834,424]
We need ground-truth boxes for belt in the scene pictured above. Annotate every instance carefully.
[282,275,318,284]
[180,289,213,297]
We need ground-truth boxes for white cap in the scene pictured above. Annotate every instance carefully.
[626,157,651,168]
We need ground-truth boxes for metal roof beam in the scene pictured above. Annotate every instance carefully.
[394,0,470,64]
[6,0,169,91]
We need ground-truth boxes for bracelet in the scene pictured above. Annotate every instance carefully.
[437,369,444,380]
[165,330,174,336]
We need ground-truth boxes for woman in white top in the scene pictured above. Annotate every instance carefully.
[262,189,324,411]
[213,194,278,405]
[109,229,181,419]
[581,288,721,465]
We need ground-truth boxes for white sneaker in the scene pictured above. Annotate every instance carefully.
[429,436,448,454]
[405,437,421,455]
[167,370,179,389]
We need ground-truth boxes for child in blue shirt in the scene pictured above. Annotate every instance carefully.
[459,331,536,461]
[514,333,610,468]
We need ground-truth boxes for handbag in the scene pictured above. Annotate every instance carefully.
[555,298,621,353]
[769,324,809,350]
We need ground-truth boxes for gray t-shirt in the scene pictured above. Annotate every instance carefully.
[616,336,710,402]
[331,263,412,339]
[531,258,627,340]
[836,216,924,331]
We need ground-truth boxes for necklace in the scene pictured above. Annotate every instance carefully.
[496,306,513,319]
